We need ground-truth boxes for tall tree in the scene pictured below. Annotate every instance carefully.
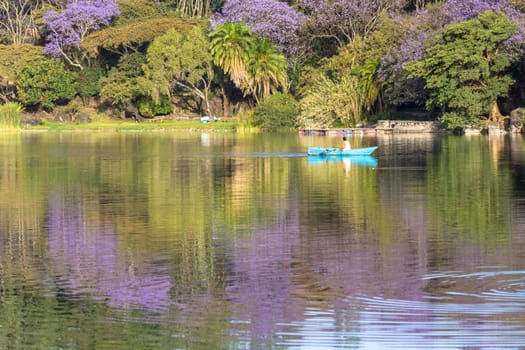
[43,0,120,69]
[298,0,408,57]
[144,26,215,117]
[406,11,517,129]
[209,0,305,57]
[380,0,525,107]
[247,37,288,102]
[210,22,289,108]
[209,22,255,88]
[209,22,254,115]
[99,52,149,110]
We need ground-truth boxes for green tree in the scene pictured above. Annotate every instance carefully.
[209,22,289,111]
[144,26,214,117]
[209,22,256,116]
[209,22,254,90]
[113,0,167,25]
[77,66,104,105]
[406,10,517,129]
[0,44,43,103]
[16,58,77,110]
[248,37,289,103]
[82,17,202,57]
[99,52,149,110]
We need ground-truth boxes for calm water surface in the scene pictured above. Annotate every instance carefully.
[1,131,525,349]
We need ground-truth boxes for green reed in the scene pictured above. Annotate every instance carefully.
[0,102,22,129]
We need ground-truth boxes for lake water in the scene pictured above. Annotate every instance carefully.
[1,131,525,349]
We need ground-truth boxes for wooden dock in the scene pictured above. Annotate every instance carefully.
[298,128,379,136]
[299,121,440,135]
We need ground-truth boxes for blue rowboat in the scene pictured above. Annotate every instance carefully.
[307,146,378,156]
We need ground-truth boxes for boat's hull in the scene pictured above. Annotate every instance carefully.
[307,146,378,156]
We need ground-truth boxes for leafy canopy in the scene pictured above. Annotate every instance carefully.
[43,0,120,68]
[210,0,305,56]
[16,58,78,110]
[144,25,215,116]
[209,22,289,103]
[380,0,525,106]
[82,17,203,57]
[209,22,255,89]
[406,10,517,127]
[99,52,149,108]
[251,92,298,130]
[247,37,289,100]
[0,44,44,82]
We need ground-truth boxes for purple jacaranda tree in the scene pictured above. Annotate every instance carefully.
[298,0,408,57]
[43,0,119,69]
[443,0,525,50]
[379,0,525,106]
[209,0,306,57]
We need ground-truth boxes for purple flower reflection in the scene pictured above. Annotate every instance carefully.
[45,192,172,311]
[225,211,305,339]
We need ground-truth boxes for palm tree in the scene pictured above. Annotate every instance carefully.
[247,37,289,103]
[358,58,382,115]
[209,22,254,89]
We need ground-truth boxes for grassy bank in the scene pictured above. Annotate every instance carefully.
[23,114,240,132]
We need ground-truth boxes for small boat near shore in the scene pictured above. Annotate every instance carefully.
[307,146,378,156]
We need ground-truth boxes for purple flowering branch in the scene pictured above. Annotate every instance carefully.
[210,0,306,57]
[380,0,525,106]
[43,0,119,69]
[299,0,408,49]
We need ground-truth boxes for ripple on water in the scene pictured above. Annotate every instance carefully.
[276,269,525,349]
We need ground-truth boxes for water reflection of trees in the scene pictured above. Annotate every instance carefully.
[2,133,525,347]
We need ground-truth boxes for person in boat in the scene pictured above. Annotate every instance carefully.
[340,136,351,151]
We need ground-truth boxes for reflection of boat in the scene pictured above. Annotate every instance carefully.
[307,155,378,167]
[307,146,378,156]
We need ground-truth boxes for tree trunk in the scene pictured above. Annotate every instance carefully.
[490,100,506,126]
[221,84,231,118]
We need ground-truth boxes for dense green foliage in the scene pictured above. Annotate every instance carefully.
[209,23,255,91]
[81,17,202,57]
[138,95,173,117]
[406,11,517,128]
[144,26,215,116]
[209,22,289,108]
[251,92,298,130]
[99,53,149,109]
[0,45,43,82]
[77,66,104,104]
[16,59,78,110]
[0,0,524,130]
[248,38,289,101]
